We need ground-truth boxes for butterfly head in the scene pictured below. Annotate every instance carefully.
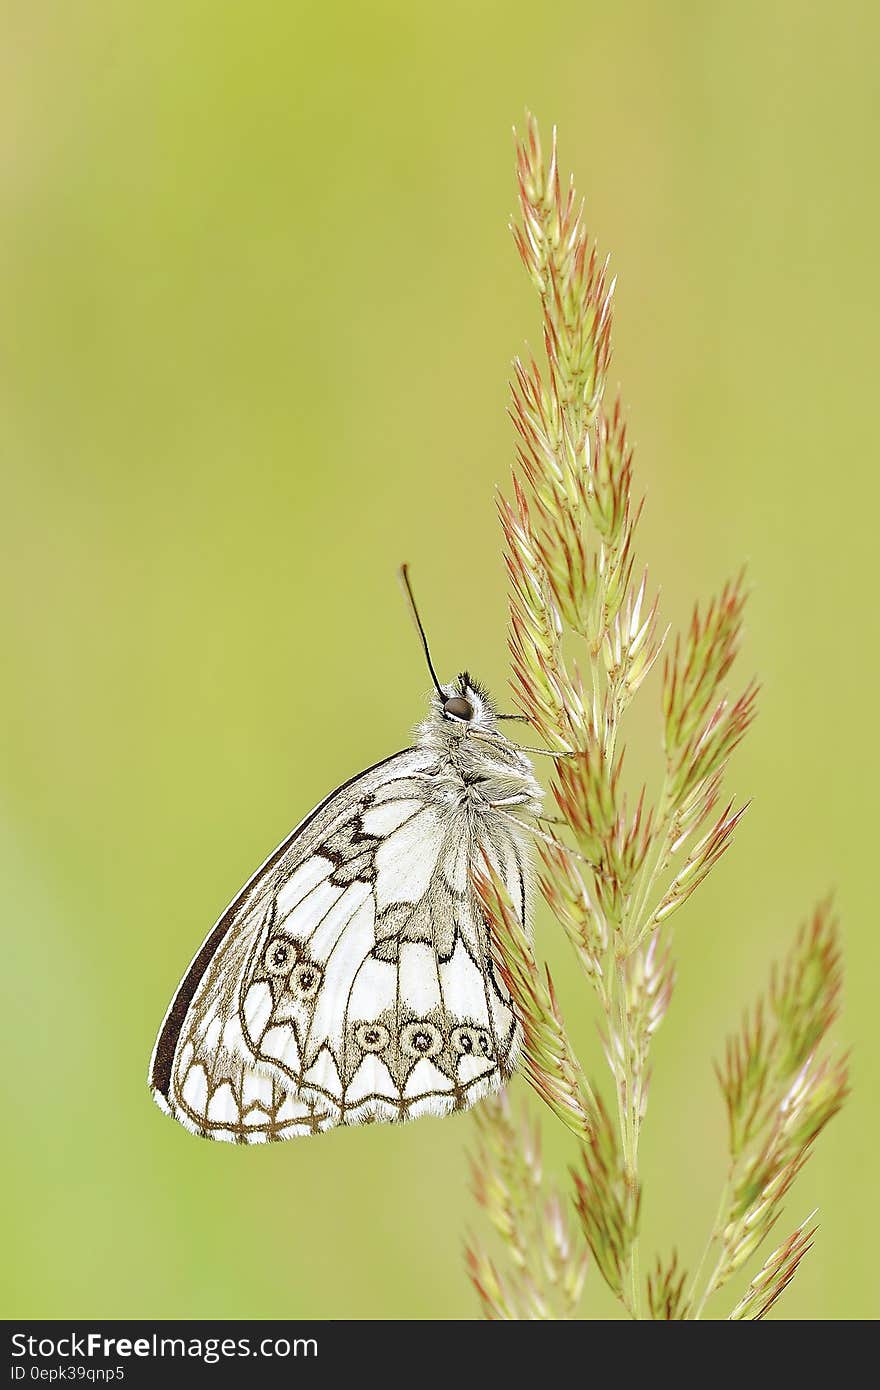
[435,672,496,729]
[420,670,541,808]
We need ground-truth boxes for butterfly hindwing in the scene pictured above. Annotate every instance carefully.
[150,746,526,1143]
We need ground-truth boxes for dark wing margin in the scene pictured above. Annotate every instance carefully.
[149,748,412,1102]
[150,918,228,1098]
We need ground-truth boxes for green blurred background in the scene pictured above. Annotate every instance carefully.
[3,1,877,1320]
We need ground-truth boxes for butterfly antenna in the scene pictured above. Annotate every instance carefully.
[398,564,445,701]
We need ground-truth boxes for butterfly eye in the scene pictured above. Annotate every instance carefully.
[263,936,298,977]
[290,961,322,1000]
[444,696,474,721]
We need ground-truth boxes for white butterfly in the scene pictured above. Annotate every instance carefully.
[149,575,543,1143]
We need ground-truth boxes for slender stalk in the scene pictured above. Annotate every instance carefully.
[693,1241,728,1321]
[613,958,642,1317]
[685,1181,731,1319]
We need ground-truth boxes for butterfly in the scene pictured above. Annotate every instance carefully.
[148,569,544,1143]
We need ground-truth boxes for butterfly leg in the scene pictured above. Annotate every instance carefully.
[507,744,576,759]
[490,804,606,874]
[469,730,574,759]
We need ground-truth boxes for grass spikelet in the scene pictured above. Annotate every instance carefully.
[466,1094,588,1319]
[647,1252,690,1320]
[690,908,849,1313]
[475,864,597,1141]
[571,1096,639,1311]
[727,1214,818,1321]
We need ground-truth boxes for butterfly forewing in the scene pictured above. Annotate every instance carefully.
[150,732,530,1144]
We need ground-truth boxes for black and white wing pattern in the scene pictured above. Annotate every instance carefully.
[149,747,526,1143]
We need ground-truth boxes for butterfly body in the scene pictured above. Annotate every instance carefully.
[149,674,541,1143]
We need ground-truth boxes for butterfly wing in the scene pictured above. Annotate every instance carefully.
[149,747,525,1143]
